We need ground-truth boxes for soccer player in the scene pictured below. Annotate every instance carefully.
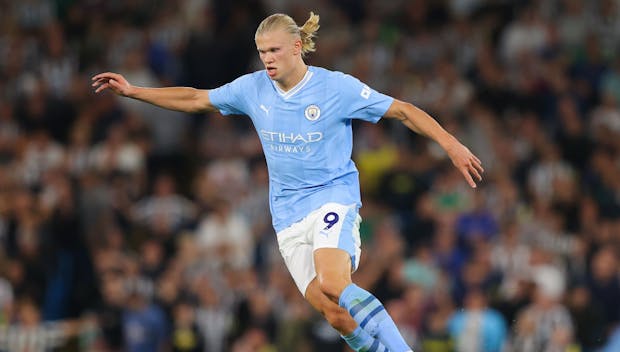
[92,12,483,352]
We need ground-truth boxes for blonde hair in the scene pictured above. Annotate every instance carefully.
[255,12,320,57]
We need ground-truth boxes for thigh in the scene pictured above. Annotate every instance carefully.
[313,247,354,299]
[276,203,363,296]
[311,203,362,272]
[277,218,316,295]
[281,242,316,295]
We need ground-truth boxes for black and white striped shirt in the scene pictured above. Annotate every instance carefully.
[0,322,67,352]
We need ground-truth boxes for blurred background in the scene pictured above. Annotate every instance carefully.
[0,0,619,351]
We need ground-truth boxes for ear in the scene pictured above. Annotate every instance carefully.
[293,39,302,55]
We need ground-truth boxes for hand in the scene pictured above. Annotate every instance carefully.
[91,72,134,96]
[444,140,484,188]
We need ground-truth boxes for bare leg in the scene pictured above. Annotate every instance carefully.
[304,277,357,335]
[313,247,354,302]
[304,247,357,334]
[304,248,388,351]
[312,248,411,352]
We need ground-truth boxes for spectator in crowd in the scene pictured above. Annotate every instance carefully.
[195,197,253,270]
[447,288,507,352]
[170,298,205,352]
[132,172,197,245]
[122,286,168,352]
[566,283,606,351]
[508,265,575,352]
[0,298,82,352]
[586,246,620,332]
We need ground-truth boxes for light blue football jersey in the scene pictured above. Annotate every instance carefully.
[209,66,394,232]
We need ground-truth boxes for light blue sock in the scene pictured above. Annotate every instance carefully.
[342,326,388,352]
[339,283,413,352]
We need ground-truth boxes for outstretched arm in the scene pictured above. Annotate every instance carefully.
[91,72,217,113]
[383,99,484,188]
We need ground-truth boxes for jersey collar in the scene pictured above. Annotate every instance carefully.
[271,68,314,100]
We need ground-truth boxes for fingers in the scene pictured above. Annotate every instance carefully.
[92,77,111,93]
[460,155,484,189]
[473,155,482,165]
[91,72,122,82]
[91,74,124,95]
[472,159,484,175]
[468,163,483,182]
[461,167,477,188]
[91,73,110,82]
[467,156,484,181]
[108,79,121,89]
[447,143,485,188]
[94,82,110,93]
[93,79,121,93]
[91,72,130,96]
[91,78,106,88]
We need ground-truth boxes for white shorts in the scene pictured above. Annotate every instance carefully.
[276,203,362,295]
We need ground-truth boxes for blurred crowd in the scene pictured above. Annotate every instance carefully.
[0,0,620,351]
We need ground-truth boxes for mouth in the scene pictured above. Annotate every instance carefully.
[266,67,277,77]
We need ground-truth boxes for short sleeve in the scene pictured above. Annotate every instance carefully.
[336,73,394,123]
[208,74,252,116]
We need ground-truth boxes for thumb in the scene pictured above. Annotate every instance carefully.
[108,79,126,95]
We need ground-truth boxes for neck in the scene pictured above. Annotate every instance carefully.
[276,63,308,92]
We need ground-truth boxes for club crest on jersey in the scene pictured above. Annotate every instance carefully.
[304,104,321,121]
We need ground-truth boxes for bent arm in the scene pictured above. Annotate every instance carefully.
[129,86,216,113]
[383,99,452,144]
[383,99,484,188]
[92,72,217,113]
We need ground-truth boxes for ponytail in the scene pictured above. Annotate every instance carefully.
[299,12,320,56]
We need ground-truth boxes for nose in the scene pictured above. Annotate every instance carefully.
[261,52,274,64]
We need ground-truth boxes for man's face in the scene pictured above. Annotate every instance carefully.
[256,28,301,82]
